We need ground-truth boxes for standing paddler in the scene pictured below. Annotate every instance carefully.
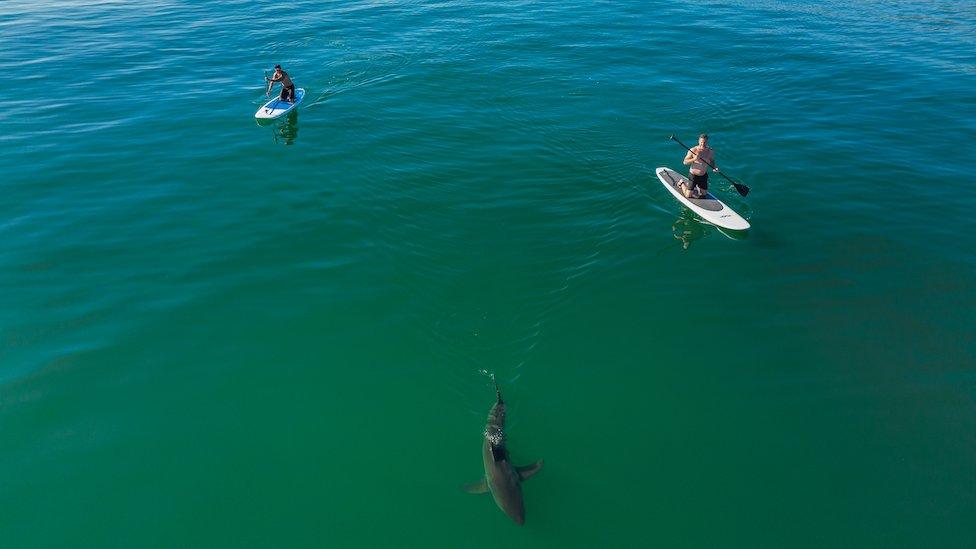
[265,64,296,102]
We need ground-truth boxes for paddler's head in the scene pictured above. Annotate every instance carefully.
[274,64,282,74]
[698,133,708,147]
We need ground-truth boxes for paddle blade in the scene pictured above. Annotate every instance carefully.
[733,182,750,197]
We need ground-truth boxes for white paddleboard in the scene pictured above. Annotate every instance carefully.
[656,167,750,231]
[255,88,305,120]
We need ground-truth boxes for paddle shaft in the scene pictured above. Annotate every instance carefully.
[669,135,750,196]
[264,70,280,112]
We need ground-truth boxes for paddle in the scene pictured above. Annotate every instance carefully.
[264,70,281,113]
[669,135,750,197]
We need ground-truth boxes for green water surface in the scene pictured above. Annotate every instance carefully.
[2,1,975,546]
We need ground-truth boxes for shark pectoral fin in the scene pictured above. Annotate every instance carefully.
[462,479,489,494]
[517,459,543,481]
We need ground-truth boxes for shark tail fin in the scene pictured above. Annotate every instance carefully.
[462,478,489,494]
[493,377,503,404]
[517,459,543,481]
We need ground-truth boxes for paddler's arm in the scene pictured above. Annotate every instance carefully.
[683,148,698,165]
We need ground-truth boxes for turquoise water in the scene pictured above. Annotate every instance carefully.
[2,0,975,546]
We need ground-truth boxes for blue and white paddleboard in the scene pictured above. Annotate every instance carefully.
[255,88,305,120]
[656,167,750,231]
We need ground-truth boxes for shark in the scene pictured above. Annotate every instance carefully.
[463,380,543,525]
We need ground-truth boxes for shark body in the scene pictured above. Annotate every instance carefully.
[464,381,543,525]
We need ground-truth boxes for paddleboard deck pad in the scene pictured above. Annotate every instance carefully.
[255,88,305,120]
[655,167,750,230]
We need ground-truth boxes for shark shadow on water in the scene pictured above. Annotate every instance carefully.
[463,380,543,525]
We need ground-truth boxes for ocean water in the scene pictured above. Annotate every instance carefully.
[2,0,975,546]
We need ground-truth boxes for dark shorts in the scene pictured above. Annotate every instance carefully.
[280,84,295,102]
[690,172,709,191]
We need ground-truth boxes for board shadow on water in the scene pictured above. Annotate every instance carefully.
[255,110,300,146]
[660,209,749,252]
